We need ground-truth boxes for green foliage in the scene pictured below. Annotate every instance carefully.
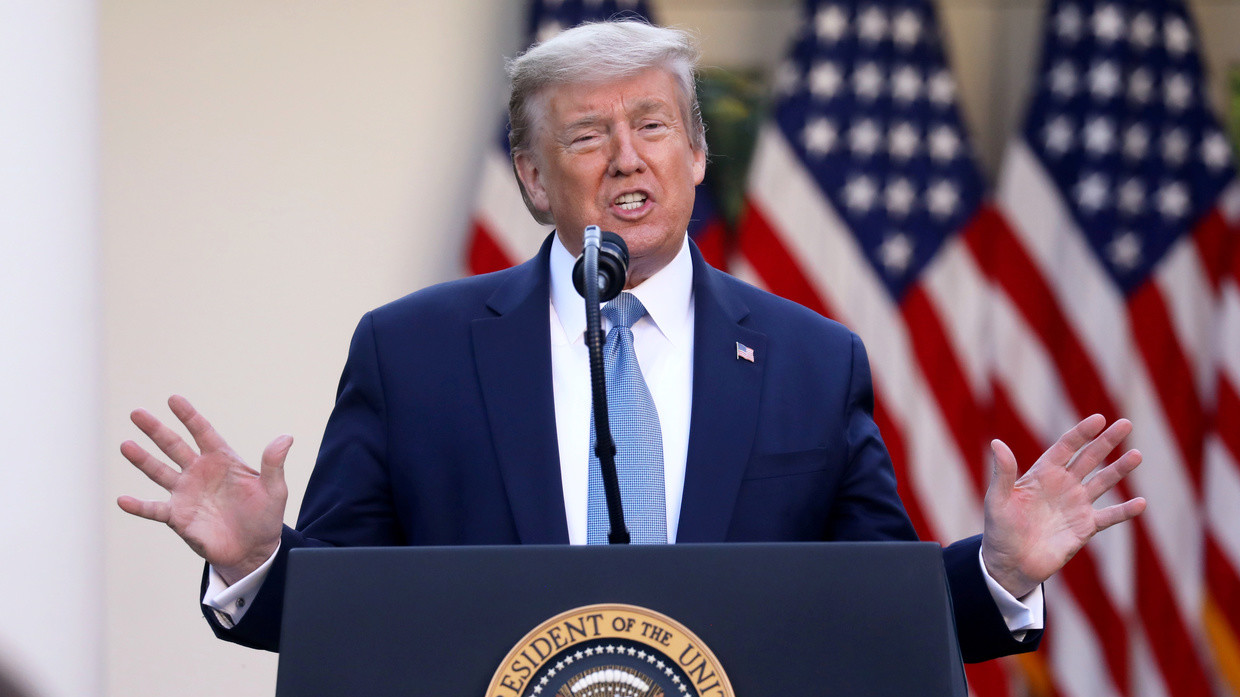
[697,67,769,228]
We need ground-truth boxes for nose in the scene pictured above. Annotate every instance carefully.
[608,127,647,176]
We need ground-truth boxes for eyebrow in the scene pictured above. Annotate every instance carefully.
[563,115,605,133]
[561,97,677,133]
[629,97,673,117]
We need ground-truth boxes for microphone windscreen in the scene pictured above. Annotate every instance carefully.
[573,230,629,302]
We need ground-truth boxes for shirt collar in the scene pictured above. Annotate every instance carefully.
[549,232,694,347]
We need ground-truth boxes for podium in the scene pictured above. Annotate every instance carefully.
[275,542,968,696]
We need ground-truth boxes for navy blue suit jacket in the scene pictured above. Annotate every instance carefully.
[204,236,1040,661]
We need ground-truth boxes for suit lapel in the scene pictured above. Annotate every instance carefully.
[471,237,570,544]
[677,249,767,542]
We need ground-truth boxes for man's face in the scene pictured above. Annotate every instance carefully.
[514,68,707,287]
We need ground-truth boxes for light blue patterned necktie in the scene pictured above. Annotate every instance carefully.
[586,292,667,544]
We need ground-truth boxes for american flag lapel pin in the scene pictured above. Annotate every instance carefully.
[736,342,755,363]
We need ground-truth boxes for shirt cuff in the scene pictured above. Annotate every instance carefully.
[978,548,1045,640]
[201,543,280,628]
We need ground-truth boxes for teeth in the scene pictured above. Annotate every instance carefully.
[614,192,647,210]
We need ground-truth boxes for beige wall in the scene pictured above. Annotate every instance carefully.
[102,2,525,695]
[100,2,1240,697]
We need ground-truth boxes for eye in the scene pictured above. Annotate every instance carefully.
[637,120,670,136]
[568,131,601,148]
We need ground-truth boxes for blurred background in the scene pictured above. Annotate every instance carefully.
[3,0,1240,696]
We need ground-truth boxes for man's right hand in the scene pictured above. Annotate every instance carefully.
[118,395,290,585]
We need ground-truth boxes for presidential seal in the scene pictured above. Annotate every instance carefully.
[486,604,734,697]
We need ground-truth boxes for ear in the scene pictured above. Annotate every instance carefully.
[691,145,706,186]
[513,150,551,214]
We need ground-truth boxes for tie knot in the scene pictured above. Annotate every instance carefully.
[603,292,647,329]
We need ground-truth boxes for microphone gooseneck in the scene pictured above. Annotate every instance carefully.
[577,226,630,544]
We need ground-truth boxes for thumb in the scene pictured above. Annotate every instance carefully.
[260,434,293,488]
[990,438,1019,495]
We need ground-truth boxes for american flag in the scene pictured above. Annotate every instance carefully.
[736,0,1240,694]
[990,0,1239,695]
[464,0,727,275]
[735,0,1014,692]
[1212,189,1240,695]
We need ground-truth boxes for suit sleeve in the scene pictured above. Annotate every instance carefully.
[199,311,402,652]
[838,332,1042,662]
[944,536,1043,662]
[826,332,920,542]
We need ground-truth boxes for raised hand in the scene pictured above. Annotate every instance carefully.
[118,395,290,585]
[981,414,1147,599]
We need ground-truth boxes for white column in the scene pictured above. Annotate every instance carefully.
[0,2,102,697]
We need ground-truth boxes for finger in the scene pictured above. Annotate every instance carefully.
[1083,449,1142,501]
[260,435,293,490]
[120,440,179,491]
[1093,496,1147,532]
[1067,418,1133,480]
[116,495,171,524]
[1044,414,1107,467]
[990,439,1019,493]
[168,395,229,454]
[130,408,197,469]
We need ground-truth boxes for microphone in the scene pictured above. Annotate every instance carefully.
[573,229,629,302]
[575,225,631,544]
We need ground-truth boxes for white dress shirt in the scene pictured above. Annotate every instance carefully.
[548,234,694,544]
[206,232,1041,637]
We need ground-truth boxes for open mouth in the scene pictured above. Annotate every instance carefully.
[614,192,648,211]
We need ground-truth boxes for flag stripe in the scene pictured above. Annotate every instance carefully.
[924,236,994,400]
[468,220,516,275]
[470,150,556,272]
[691,217,731,270]
[872,401,935,571]
[1192,208,1233,291]
[1121,352,1205,612]
[1127,282,1206,488]
[1130,633,1174,697]
[737,198,831,317]
[964,659,1014,697]
[1216,370,1240,468]
[1040,582,1122,697]
[1134,526,1213,695]
[901,285,989,496]
[1154,240,1217,387]
[987,288,1080,446]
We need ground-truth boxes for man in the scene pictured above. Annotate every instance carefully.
[118,21,1145,660]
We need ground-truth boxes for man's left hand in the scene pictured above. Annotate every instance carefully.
[981,414,1147,599]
